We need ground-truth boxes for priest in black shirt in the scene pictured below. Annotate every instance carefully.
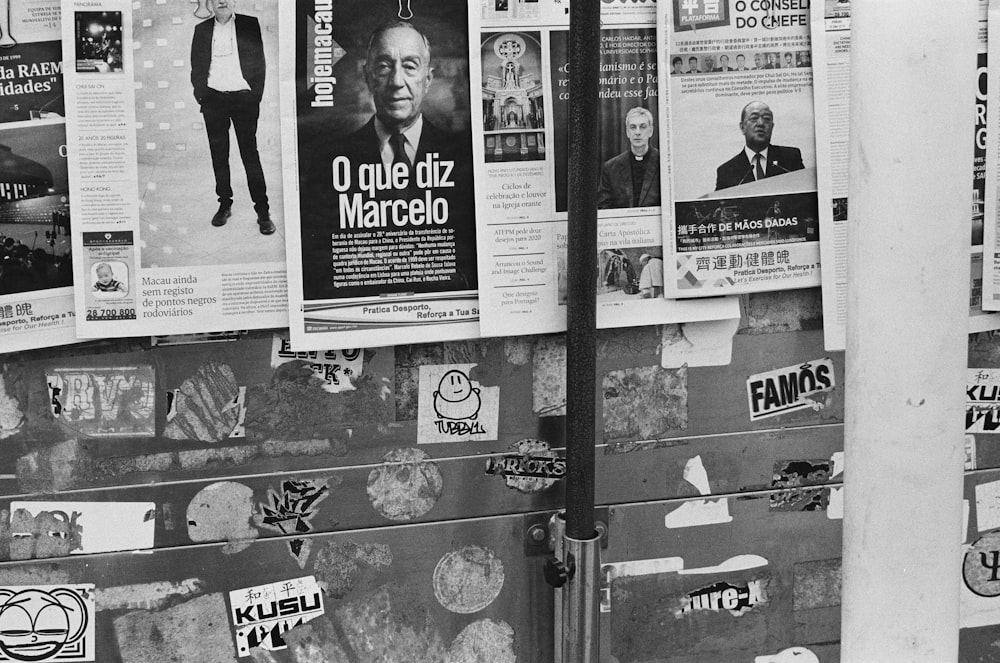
[597,106,661,210]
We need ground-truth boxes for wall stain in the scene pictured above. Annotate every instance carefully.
[313,540,393,599]
[114,593,235,662]
[603,366,688,443]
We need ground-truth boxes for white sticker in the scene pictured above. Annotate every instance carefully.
[976,479,1000,532]
[827,487,843,520]
[754,647,819,663]
[746,358,835,421]
[418,364,500,443]
[270,336,363,394]
[228,576,324,657]
[664,498,733,528]
[661,318,740,369]
[967,368,1000,433]
[9,501,156,556]
[0,584,96,661]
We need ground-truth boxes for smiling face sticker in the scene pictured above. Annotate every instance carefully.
[433,370,481,420]
[0,588,89,662]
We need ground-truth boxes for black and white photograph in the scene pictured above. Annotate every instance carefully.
[134,0,284,269]
[481,31,544,163]
[74,11,122,73]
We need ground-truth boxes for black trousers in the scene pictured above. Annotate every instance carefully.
[201,89,268,214]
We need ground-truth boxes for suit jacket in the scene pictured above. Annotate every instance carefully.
[598,147,661,210]
[300,116,477,300]
[715,144,804,191]
[191,14,265,105]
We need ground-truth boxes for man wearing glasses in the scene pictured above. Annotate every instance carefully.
[715,100,804,191]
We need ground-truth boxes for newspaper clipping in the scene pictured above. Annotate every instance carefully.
[818,0,1000,349]
[470,0,738,337]
[980,0,1000,319]
[281,0,481,350]
[662,0,821,298]
[0,0,77,353]
[62,0,287,339]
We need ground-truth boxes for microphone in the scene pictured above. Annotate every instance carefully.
[769,161,791,175]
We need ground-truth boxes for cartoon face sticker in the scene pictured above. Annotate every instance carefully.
[0,588,89,661]
[433,370,481,421]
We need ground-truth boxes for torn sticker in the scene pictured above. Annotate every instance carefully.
[601,558,685,613]
[162,361,240,442]
[675,578,769,617]
[366,448,443,521]
[228,576,324,657]
[976,479,1000,532]
[746,358,835,421]
[256,479,330,565]
[677,555,769,576]
[660,318,740,369]
[754,647,819,663]
[485,439,564,493]
[966,434,977,470]
[964,531,1000,597]
[769,460,831,512]
[270,336,363,394]
[967,368,1000,433]
[0,584,95,661]
[46,366,155,437]
[603,366,688,442]
[532,335,566,417]
[664,499,732,528]
[9,501,155,558]
[187,481,258,553]
[827,487,843,520]
[228,386,247,438]
[417,364,499,443]
[433,545,505,614]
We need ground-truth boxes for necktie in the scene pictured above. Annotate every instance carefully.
[391,132,411,169]
[754,153,765,181]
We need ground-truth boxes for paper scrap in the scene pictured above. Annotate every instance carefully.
[827,487,843,520]
[682,455,711,495]
[661,318,740,368]
[10,501,156,556]
[664,498,732,528]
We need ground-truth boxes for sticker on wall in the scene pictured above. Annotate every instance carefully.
[257,479,330,566]
[187,481,258,553]
[966,434,977,470]
[964,531,1000,597]
[417,364,499,443]
[660,318,740,369]
[162,361,239,442]
[270,336,363,394]
[754,647,819,663]
[433,546,505,614]
[46,366,155,437]
[0,584,95,662]
[485,439,564,493]
[664,455,733,528]
[366,448,443,521]
[967,368,1000,433]
[746,358,835,421]
[976,479,1000,533]
[228,576,324,657]
[9,502,155,558]
[769,460,831,512]
[675,578,769,617]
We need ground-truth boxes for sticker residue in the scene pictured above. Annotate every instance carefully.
[270,336,363,394]
[660,318,740,369]
[664,456,732,528]
[366,448,443,521]
[9,501,155,556]
[186,481,258,553]
[433,545,505,614]
[47,366,155,437]
[162,361,239,442]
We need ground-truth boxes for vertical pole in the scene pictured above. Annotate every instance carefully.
[563,1,601,662]
[842,1,974,660]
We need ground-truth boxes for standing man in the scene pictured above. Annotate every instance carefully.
[191,0,274,235]
[637,254,663,298]
[715,100,804,190]
[598,107,660,209]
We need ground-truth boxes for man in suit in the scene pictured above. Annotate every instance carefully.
[598,107,661,209]
[735,54,749,71]
[190,0,274,234]
[715,101,804,191]
[687,56,700,74]
[715,54,732,72]
[300,20,476,300]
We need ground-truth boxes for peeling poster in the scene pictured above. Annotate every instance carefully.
[228,576,324,657]
[967,368,1000,433]
[270,336,363,394]
[417,364,499,443]
[0,584,96,661]
[9,501,156,557]
[46,366,155,437]
[746,358,835,421]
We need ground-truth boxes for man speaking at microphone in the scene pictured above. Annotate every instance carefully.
[715,100,803,191]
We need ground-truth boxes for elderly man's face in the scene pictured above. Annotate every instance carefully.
[740,102,774,151]
[365,26,432,131]
[210,0,234,22]
[626,114,653,152]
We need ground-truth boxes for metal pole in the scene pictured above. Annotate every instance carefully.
[563,1,601,661]
[841,1,973,660]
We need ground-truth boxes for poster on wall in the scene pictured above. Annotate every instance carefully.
[660,0,821,298]
[0,0,78,353]
[819,0,1000,350]
[61,0,288,339]
[280,0,483,350]
[470,0,739,337]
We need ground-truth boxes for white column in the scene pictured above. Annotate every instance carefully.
[842,1,975,661]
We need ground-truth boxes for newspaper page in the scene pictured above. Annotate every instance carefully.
[61,0,288,339]
[818,0,1000,348]
[281,0,482,350]
[0,0,78,353]
[662,0,821,298]
[470,0,739,337]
